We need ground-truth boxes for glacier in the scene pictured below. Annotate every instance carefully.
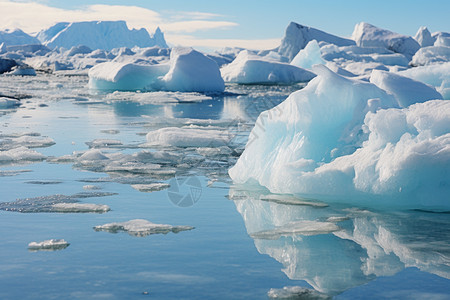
[229,65,449,209]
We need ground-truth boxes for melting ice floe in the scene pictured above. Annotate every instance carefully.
[0,192,114,213]
[28,239,70,251]
[229,64,450,209]
[93,219,194,237]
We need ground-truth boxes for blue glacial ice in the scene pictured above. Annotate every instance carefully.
[229,65,449,209]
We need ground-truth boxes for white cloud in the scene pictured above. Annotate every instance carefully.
[161,20,238,33]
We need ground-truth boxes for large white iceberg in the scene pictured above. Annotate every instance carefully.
[0,28,40,46]
[37,21,168,50]
[278,22,355,61]
[229,65,449,209]
[89,48,224,92]
[221,50,315,84]
[352,22,420,58]
[414,26,434,47]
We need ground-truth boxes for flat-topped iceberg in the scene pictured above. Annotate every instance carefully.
[229,65,449,209]
[221,50,315,84]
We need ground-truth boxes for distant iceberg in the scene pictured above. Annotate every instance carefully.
[37,21,168,50]
[229,65,449,209]
[221,50,315,84]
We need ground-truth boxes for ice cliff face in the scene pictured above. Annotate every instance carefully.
[37,21,168,50]
[278,22,355,61]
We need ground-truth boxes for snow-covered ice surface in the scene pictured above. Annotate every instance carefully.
[1,24,450,299]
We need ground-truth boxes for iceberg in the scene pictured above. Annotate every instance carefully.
[290,40,325,70]
[229,65,449,209]
[278,22,355,61]
[0,28,40,46]
[352,22,420,58]
[37,21,168,50]
[369,70,443,107]
[93,219,194,237]
[221,50,315,84]
[161,47,224,93]
[89,48,224,93]
[88,62,169,91]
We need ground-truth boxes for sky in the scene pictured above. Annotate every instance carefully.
[1,0,449,51]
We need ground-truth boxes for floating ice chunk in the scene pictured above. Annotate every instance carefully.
[0,146,46,162]
[161,47,224,93]
[352,22,420,58]
[221,50,316,84]
[196,146,233,157]
[51,203,110,213]
[268,286,330,299]
[251,220,340,240]
[370,69,442,107]
[93,219,194,237]
[410,46,450,66]
[146,127,232,147]
[414,26,434,47]
[88,61,170,91]
[290,40,325,70]
[0,135,55,149]
[229,65,450,209]
[28,239,70,251]
[131,183,170,192]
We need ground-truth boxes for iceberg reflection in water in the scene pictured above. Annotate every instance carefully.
[229,186,450,296]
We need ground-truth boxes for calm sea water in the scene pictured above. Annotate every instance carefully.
[0,74,449,299]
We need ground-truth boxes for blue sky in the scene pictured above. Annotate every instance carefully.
[1,0,449,51]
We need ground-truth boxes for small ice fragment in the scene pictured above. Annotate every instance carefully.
[131,183,170,192]
[28,239,70,251]
[52,203,110,213]
[93,219,194,237]
[268,286,330,299]
[83,185,102,190]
